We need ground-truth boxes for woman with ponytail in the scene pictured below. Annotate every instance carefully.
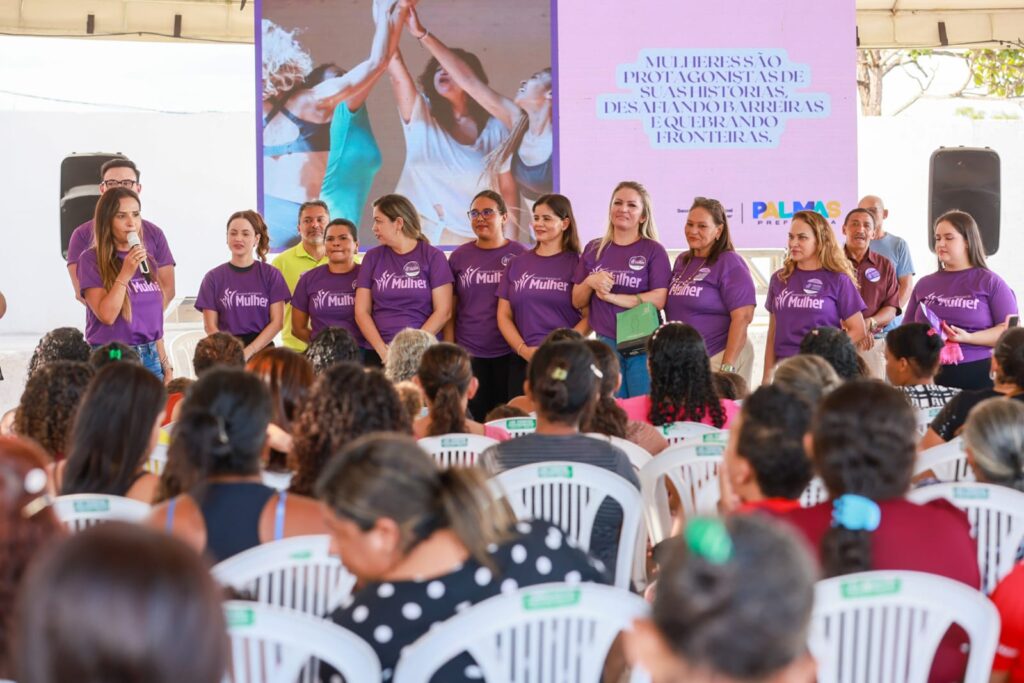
[885,322,960,409]
[776,380,979,681]
[318,434,606,679]
[411,343,510,441]
[148,368,325,563]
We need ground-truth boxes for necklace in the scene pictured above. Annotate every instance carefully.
[673,255,708,289]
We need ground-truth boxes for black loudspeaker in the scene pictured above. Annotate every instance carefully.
[928,147,1000,255]
[60,152,125,260]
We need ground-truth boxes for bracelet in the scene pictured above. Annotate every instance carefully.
[720,363,737,373]
[114,280,129,289]
[415,29,429,41]
[635,295,644,307]
[517,342,526,355]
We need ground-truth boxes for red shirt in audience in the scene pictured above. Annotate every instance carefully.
[993,562,1024,682]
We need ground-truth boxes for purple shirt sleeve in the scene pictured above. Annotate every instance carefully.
[147,223,175,267]
[572,243,595,285]
[194,269,219,312]
[292,270,311,313]
[765,273,781,314]
[268,266,292,304]
[902,283,922,325]
[77,249,102,293]
[836,273,867,320]
[648,242,672,289]
[356,250,377,289]
[719,255,757,312]
[496,260,511,300]
[988,273,1018,324]
[67,223,92,265]
[426,246,455,288]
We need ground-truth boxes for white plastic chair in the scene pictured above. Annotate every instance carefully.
[52,493,151,533]
[168,328,206,379]
[224,600,380,683]
[907,482,1024,594]
[260,469,293,491]
[800,477,829,508]
[915,437,975,483]
[212,535,357,617]
[418,433,499,468]
[914,405,945,437]
[392,582,649,683]
[638,443,726,543]
[809,570,1000,683]
[583,433,654,471]
[485,417,537,438]
[490,462,643,590]
[657,421,724,446]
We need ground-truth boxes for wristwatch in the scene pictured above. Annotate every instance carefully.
[720,363,737,373]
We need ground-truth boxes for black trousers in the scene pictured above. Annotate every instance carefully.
[469,353,516,420]
[935,357,993,391]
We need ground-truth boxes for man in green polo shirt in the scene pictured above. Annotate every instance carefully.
[272,200,329,350]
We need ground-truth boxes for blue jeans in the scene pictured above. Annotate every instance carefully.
[91,341,163,381]
[597,335,650,398]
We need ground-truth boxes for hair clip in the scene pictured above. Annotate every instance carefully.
[550,367,568,381]
[831,494,881,532]
[684,517,733,565]
[926,328,937,337]
[21,468,53,519]
[215,416,229,445]
[108,348,122,360]
[590,364,604,379]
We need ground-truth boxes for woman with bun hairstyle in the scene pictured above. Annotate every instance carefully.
[195,210,290,360]
[149,368,325,562]
[665,197,756,384]
[573,181,671,398]
[763,210,866,383]
[885,322,960,409]
[903,210,1017,390]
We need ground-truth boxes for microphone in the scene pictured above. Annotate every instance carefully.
[125,231,152,283]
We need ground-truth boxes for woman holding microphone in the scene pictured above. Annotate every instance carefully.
[572,181,671,398]
[354,194,453,366]
[195,210,291,360]
[77,187,170,381]
[664,197,756,384]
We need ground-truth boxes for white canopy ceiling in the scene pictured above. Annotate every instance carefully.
[0,0,1021,48]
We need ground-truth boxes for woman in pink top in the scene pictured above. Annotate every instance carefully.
[620,322,738,428]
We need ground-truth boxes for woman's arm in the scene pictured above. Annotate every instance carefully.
[202,310,219,336]
[943,321,1008,348]
[595,287,669,310]
[421,284,454,336]
[84,246,146,325]
[497,298,533,360]
[0,290,6,319]
[157,265,175,309]
[762,315,777,384]
[355,288,389,361]
[244,302,284,360]
[291,308,312,344]
[156,338,174,384]
[919,427,946,450]
[572,270,613,310]
[442,294,457,342]
[573,306,592,338]
[720,305,755,367]
[842,312,867,345]
[387,50,419,124]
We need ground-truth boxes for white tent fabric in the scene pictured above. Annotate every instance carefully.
[858,0,1024,48]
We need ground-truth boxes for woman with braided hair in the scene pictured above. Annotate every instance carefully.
[411,343,509,440]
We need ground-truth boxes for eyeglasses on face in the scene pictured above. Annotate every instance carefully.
[102,179,138,188]
[467,208,500,219]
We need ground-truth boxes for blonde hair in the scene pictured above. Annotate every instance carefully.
[597,181,659,259]
[261,20,312,101]
[778,210,857,286]
[373,194,428,243]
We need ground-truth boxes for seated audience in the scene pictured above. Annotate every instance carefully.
[319,434,607,680]
[304,326,360,374]
[289,362,411,496]
[87,341,141,369]
[582,339,667,455]
[627,516,816,683]
[798,326,864,381]
[246,347,314,469]
[58,363,165,503]
[485,404,528,422]
[0,437,64,680]
[192,331,246,376]
[481,340,639,574]
[771,354,842,407]
[13,361,94,462]
[161,377,193,426]
[506,327,585,414]
[712,371,749,401]
[885,323,960,408]
[394,380,426,424]
[411,343,510,440]
[149,368,325,562]
[14,523,227,683]
[384,327,437,384]
[620,323,738,429]
[26,327,90,379]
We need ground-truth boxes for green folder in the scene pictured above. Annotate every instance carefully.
[616,302,661,357]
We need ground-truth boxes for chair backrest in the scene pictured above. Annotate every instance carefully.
[392,582,649,683]
[485,417,537,438]
[906,482,1024,594]
[212,535,357,617]
[260,469,293,491]
[800,477,829,508]
[810,570,1000,683]
[914,437,974,483]
[638,443,726,543]
[657,421,725,446]
[914,405,944,437]
[145,442,169,476]
[52,494,151,533]
[490,462,643,589]
[583,433,653,472]
[418,433,500,468]
[224,600,381,683]
[169,329,206,380]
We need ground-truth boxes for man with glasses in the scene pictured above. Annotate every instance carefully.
[66,158,176,308]
[272,200,330,350]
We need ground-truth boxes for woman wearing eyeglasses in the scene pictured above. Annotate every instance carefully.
[446,190,526,418]
[664,197,757,384]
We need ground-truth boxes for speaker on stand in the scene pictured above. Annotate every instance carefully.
[928,147,1000,255]
[60,152,126,260]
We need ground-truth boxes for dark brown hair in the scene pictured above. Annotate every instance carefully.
[418,50,491,134]
[532,194,581,253]
[580,340,628,438]
[681,197,735,266]
[192,332,245,376]
[14,361,94,460]
[418,343,473,437]
[226,210,271,262]
[935,209,988,269]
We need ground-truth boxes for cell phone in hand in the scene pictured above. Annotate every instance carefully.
[1009,315,1019,328]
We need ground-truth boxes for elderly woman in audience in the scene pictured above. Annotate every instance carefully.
[13,361,94,462]
[798,326,864,381]
[14,523,227,683]
[26,327,90,379]
[885,323,960,409]
[289,362,410,496]
[149,368,325,563]
[411,343,510,440]
[775,379,979,681]
[0,437,64,680]
[304,325,360,374]
[770,354,842,407]
[384,327,437,384]
[627,515,817,683]
[58,363,165,503]
[319,434,607,681]
[246,347,315,472]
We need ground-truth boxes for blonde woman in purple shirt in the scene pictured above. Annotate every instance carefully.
[763,211,866,383]
[572,181,671,398]
[903,210,1017,390]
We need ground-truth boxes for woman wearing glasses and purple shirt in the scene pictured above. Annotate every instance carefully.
[573,181,671,398]
[664,198,756,384]
[446,190,526,418]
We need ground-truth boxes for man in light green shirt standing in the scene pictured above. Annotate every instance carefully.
[272,200,329,350]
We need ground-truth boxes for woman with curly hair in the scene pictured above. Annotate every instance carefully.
[798,326,864,381]
[246,347,315,474]
[383,327,437,383]
[13,361,94,462]
[26,327,90,379]
[289,362,411,496]
[621,323,738,429]
[763,210,866,383]
[411,343,509,440]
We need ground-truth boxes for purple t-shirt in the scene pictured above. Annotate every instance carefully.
[496,250,582,347]
[67,219,175,267]
[903,268,1018,363]
[356,241,454,344]
[449,240,528,358]
[195,262,291,337]
[665,251,756,356]
[292,264,366,347]
[573,238,671,339]
[77,247,164,345]
[765,268,866,360]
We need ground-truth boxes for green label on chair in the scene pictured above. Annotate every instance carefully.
[289,550,313,560]
[701,432,728,444]
[72,499,110,513]
[225,607,256,627]
[523,588,581,611]
[538,465,572,479]
[507,418,537,430]
[953,486,989,500]
[441,437,469,448]
[840,578,902,599]
[696,446,725,457]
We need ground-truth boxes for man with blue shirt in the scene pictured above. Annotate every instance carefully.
[860,195,914,330]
